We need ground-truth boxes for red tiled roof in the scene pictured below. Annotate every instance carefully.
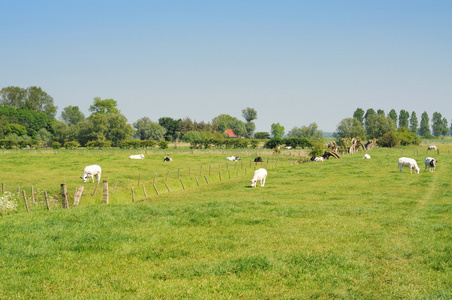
[224,129,238,137]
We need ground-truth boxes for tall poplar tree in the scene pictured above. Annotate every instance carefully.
[353,108,365,125]
[409,111,418,134]
[388,109,398,125]
[398,110,409,128]
[419,112,430,137]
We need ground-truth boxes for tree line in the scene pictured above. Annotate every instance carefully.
[334,108,451,147]
[1,86,450,150]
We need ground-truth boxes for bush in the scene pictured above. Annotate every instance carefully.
[0,139,17,149]
[250,140,259,149]
[0,192,18,216]
[86,140,111,149]
[264,137,282,149]
[159,140,169,149]
[52,142,61,149]
[309,140,326,157]
[397,128,421,146]
[64,141,79,149]
[379,130,400,148]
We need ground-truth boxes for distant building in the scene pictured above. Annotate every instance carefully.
[224,129,238,138]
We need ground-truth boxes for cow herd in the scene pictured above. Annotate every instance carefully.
[81,145,440,187]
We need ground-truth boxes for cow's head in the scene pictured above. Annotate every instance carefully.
[81,175,89,182]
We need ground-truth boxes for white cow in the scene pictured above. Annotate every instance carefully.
[427,145,437,151]
[250,168,267,187]
[129,154,144,159]
[424,157,437,172]
[398,157,420,174]
[226,156,240,161]
[311,157,324,162]
[363,154,371,159]
[81,165,102,183]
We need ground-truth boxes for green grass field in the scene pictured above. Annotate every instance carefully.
[0,145,451,299]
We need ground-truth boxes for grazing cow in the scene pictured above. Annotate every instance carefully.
[250,168,267,187]
[311,157,324,162]
[226,156,240,161]
[398,157,420,174]
[424,157,437,172]
[363,154,371,159]
[254,156,263,163]
[81,165,102,183]
[427,145,437,151]
[163,156,172,162]
[129,154,144,159]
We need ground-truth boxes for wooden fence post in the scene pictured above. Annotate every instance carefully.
[131,186,135,202]
[165,183,171,193]
[22,190,30,214]
[44,191,50,211]
[103,180,109,204]
[219,172,222,181]
[166,170,170,181]
[61,183,69,209]
[195,177,200,187]
[153,184,159,195]
[209,165,212,176]
[204,175,209,184]
[143,185,148,199]
[137,173,141,186]
[31,186,35,202]
[73,186,84,206]
[153,173,157,184]
[2,183,4,194]
[180,180,186,190]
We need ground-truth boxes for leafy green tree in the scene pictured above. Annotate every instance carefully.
[377,109,385,115]
[364,108,376,130]
[271,123,285,138]
[3,123,27,137]
[133,117,166,141]
[288,123,323,140]
[242,107,257,122]
[398,109,409,128]
[388,109,398,125]
[52,121,71,144]
[89,97,120,114]
[431,112,448,137]
[334,118,366,139]
[60,106,85,125]
[212,114,246,137]
[245,122,256,138]
[353,108,365,125]
[0,86,57,119]
[158,117,181,141]
[419,112,431,137]
[106,114,134,146]
[176,117,195,135]
[0,105,52,138]
[76,114,109,146]
[409,111,418,134]
[366,114,396,139]
[37,128,52,146]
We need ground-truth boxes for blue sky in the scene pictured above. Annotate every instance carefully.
[1,0,451,133]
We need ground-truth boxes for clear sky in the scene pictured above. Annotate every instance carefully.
[1,0,451,133]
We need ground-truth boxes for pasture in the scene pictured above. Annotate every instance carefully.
[0,145,451,299]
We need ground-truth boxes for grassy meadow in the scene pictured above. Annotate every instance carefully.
[0,144,451,299]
